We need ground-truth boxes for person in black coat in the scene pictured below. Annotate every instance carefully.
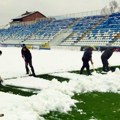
[21,44,36,76]
[0,50,2,56]
[80,47,94,75]
[101,47,116,72]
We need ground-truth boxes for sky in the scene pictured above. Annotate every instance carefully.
[0,47,120,119]
[0,0,120,26]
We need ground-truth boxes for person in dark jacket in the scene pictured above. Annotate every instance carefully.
[80,47,94,75]
[101,47,116,72]
[21,44,36,76]
[0,50,2,56]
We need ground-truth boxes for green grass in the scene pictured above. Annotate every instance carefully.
[37,74,69,82]
[1,65,120,119]
[43,92,120,120]
[1,65,118,97]
[71,65,119,75]
[0,84,36,96]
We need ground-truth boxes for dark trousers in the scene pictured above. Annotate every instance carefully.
[80,58,91,75]
[101,57,109,72]
[25,60,35,75]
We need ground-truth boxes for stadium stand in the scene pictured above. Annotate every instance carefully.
[0,11,120,50]
[59,12,120,48]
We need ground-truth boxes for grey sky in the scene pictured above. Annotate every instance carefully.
[0,0,120,26]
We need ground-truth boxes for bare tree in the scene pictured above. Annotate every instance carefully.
[101,0,119,15]
[101,6,110,15]
[109,0,119,13]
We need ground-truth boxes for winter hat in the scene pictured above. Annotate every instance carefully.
[21,44,26,47]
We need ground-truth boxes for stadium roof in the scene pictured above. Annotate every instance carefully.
[12,11,46,20]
